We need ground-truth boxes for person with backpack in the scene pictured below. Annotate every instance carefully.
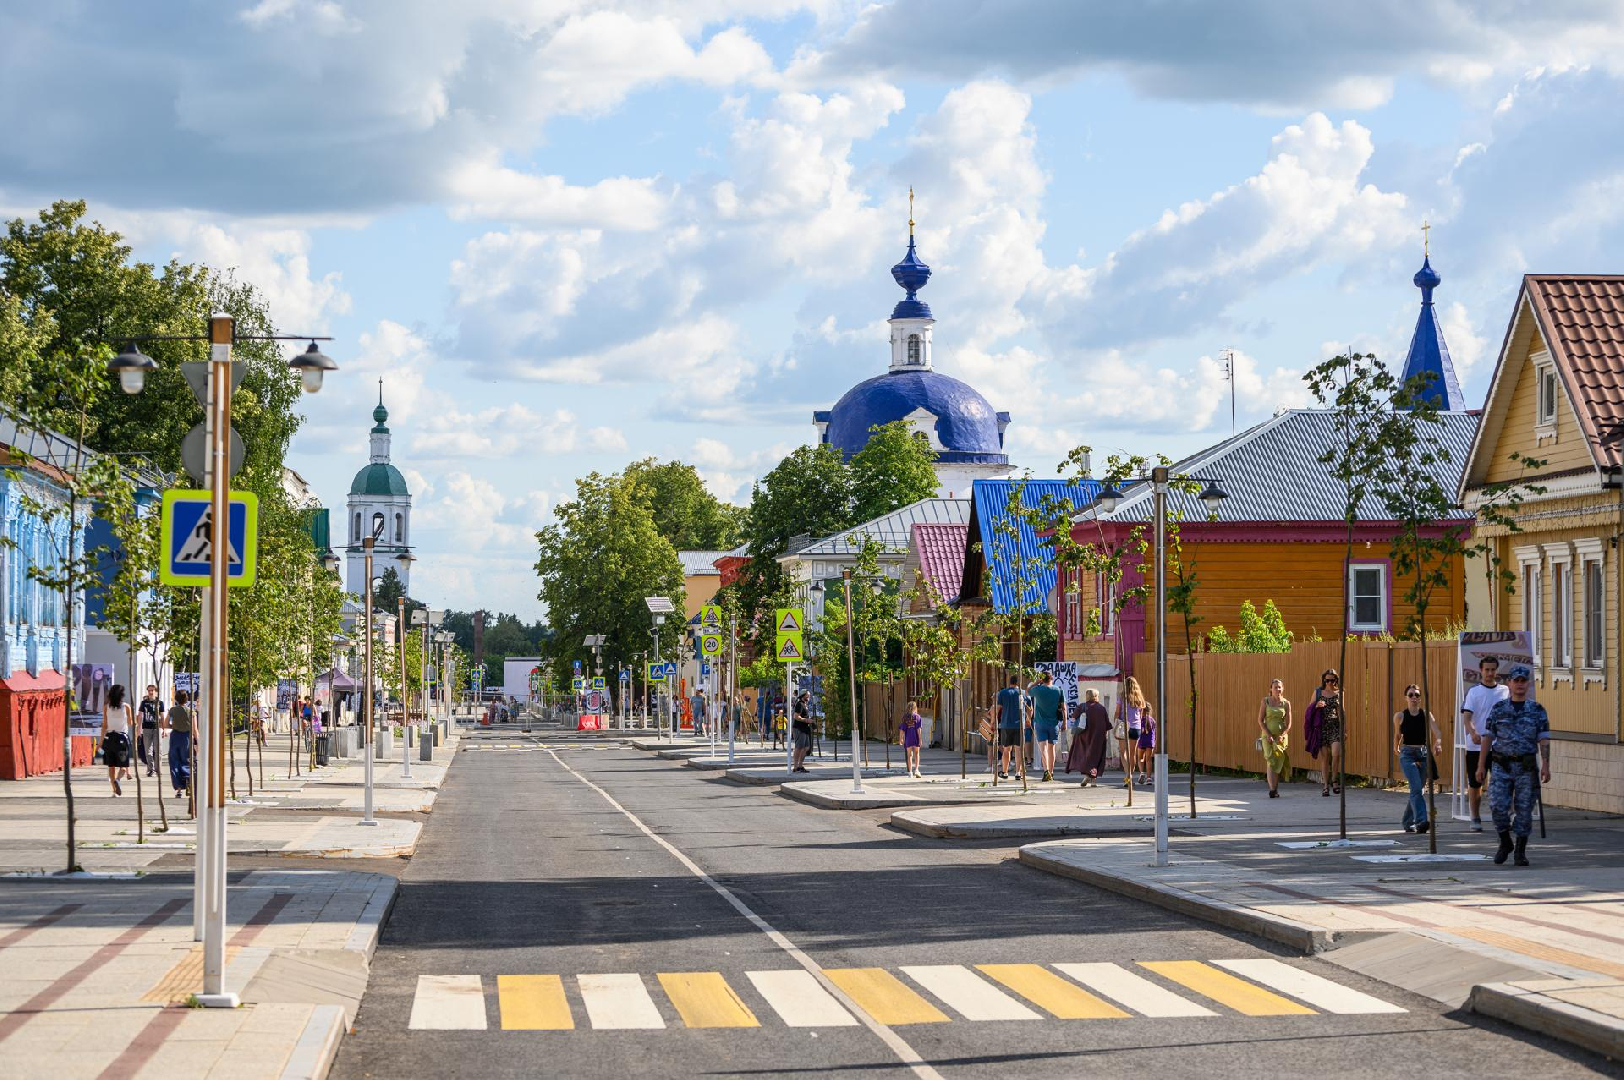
[167,690,194,800]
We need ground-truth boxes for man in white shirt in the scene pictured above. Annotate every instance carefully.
[1460,655,1511,833]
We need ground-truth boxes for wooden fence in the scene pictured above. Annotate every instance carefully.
[1133,639,1460,785]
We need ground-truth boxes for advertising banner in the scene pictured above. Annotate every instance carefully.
[70,663,114,736]
[1453,631,1534,821]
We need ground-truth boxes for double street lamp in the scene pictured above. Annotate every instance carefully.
[1092,467,1228,868]
[115,322,338,1009]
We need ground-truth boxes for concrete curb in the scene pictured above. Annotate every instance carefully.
[279,1003,346,1080]
[783,787,921,810]
[1016,843,1334,954]
[897,813,1148,839]
[1469,981,1624,1062]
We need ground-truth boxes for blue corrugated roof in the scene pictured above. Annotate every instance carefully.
[970,479,1100,613]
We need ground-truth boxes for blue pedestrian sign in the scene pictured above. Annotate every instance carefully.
[619,669,630,683]
[159,490,258,587]
[663,661,678,681]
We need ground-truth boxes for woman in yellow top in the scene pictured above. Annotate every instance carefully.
[1256,678,1292,797]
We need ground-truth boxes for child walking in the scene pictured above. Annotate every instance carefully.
[900,701,924,778]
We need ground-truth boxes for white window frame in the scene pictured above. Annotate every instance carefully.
[1577,538,1607,680]
[1515,546,1542,672]
[1535,357,1559,433]
[1544,542,1575,681]
[906,334,922,366]
[1063,569,1081,638]
[1099,575,1115,637]
[1347,562,1388,633]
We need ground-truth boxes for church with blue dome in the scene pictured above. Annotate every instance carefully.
[814,208,1013,497]
[344,382,415,597]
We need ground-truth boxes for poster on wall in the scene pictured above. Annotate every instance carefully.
[1034,662,1080,706]
[69,663,114,735]
[276,679,298,712]
[1452,631,1534,821]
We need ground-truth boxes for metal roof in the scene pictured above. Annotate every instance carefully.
[677,550,730,576]
[912,522,968,602]
[969,479,1101,613]
[1080,409,1480,524]
[788,498,970,558]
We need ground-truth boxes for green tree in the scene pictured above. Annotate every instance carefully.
[901,569,999,778]
[734,443,854,645]
[534,472,685,682]
[1206,600,1294,653]
[623,458,746,549]
[850,421,939,523]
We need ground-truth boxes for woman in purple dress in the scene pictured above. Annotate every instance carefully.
[899,701,923,778]
[1135,706,1158,785]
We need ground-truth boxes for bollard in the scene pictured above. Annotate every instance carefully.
[376,727,392,757]
[420,730,433,762]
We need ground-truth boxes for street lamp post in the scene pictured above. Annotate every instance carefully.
[360,515,385,826]
[113,321,335,1008]
[645,597,674,739]
[1096,467,1227,868]
[841,570,864,794]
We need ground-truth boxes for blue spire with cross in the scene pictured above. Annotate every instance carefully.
[1399,230,1466,411]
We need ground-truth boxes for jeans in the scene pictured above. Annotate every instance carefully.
[1399,745,1429,827]
[169,730,192,793]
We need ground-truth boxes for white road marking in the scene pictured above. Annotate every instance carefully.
[746,970,859,1027]
[408,975,488,1030]
[577,973,667,1029]
[1052,963,1215,1017]
[1214,959,1406,1014]
[901,965,1040,1021]
[543,748,943,1080]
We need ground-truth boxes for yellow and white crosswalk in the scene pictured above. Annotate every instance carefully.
[405,959,1404,1032]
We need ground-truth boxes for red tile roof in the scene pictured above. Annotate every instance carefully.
[1524,275,1624,469]
[912,522,968,603]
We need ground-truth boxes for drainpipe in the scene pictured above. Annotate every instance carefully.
[1615,474,1622,746]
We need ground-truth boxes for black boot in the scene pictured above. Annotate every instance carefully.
[1494,831,1514,864]
[1514,836,1530,867]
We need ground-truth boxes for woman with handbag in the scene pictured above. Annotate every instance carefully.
[101,683,134,796]
[1116,677,1148,786]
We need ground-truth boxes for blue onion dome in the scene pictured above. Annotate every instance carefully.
[826,369,1007,465]
[890,238,933,320]
[1413,255,1440,293]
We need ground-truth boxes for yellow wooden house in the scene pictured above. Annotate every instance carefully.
[1461,274,1624,814]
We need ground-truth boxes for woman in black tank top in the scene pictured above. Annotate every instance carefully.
[1392,684,1442,834]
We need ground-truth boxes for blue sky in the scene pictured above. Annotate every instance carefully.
[6,1,1624,619]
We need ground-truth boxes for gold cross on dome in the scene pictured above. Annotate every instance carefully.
[1422,219,1431,257]
[908,187,915,236]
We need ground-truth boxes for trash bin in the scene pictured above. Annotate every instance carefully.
[315,732,331,766]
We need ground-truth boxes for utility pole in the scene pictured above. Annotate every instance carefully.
[398,598,411,778]
[1222,348,1237,433]
[360,526,379,825]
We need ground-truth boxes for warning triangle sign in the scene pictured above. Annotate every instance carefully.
[775,636,803,661]
[776,610,802,634]
[177,504,242,565]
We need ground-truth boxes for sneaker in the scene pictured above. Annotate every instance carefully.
[1416,821,1430,834]
[1403,823,1415,833]
[1470,818,1483,833]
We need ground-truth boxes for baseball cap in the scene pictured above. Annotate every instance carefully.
[1507,664,1532,680]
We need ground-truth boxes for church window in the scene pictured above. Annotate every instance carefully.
[907,334,921,365]
[354,513,361,542]
[394,513,403,543]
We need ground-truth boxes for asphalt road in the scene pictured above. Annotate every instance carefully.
[332,728,1615,1079]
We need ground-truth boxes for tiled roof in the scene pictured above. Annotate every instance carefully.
[677,550,729,576]
[1523,275,1624,469]
[788,498,970,558]
[966,479,1101,613]
[1081,409,1479,523]
[911,522,968,602]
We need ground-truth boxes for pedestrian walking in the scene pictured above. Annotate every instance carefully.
[1256,678,1292,797]
[1135,704,1157,783]
[1306,669,1345,796]
[1477,665,1551,866]
[101,684,134,795]
[994,675,1027,779]
[692,688,708,737]
[1065,689,1109,784]
[790,690,814,772]
[1460,655,1509,833]
[1029,671,1064,782]
[138,683,165,777]
[1392,683,1444,833]
[1116,677,1148,786]
[899,701,923,777]
[168,690,194,799]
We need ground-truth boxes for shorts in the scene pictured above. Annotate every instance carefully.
[793,729,812,751]
[1465,749,1484,789]
[1033,724,1059,744]
[998,727,1024,747]
[1126,728,1141,743]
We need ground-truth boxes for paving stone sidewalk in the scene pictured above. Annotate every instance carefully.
[0,869,395,1079]
[1017,791,1624,1061]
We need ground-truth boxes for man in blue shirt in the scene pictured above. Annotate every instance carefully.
[1476,665,1551,867]
[994,675,1028,780]
[1029,672,1065,782]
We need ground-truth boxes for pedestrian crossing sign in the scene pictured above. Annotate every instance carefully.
[159,489,258,587]
[700,604,722,630]
[700,633,722,657]
[592,677,606,690]
[775,634,803,662]
[571,677,583,691]
[774,608,802,635]
[774,607,804,664]
[647,662,665,683]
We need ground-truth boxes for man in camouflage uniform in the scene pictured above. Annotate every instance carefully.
[1475,665,1552,867]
